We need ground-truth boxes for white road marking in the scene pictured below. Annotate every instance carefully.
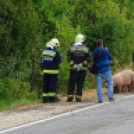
[0,94,134,134]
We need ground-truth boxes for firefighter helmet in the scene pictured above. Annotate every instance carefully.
[75,33,85,43]
[49,38,60,47]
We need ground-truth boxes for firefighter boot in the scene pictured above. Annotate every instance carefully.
[76,98,81,102]
[49,97,60,103]
[43,97,48,103]
[67,98,73,102]
[75,96,82,102]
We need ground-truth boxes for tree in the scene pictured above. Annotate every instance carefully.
[72,0,134,66]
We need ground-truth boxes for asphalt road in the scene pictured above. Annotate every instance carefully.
[1,95,134,134]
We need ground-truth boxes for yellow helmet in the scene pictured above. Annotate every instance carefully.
[75,33,85,43]
[49,38,60,47]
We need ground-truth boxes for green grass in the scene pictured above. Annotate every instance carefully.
[0,98,40,111]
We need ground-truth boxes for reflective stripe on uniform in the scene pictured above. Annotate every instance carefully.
[75,95,82,99]
[42,50,56,57]
[48,92,56,97]
[70,48,88,53]
[67,95,73,98]
[43,70,59,74]
[69,60,74,65]
[83,60,88,66]
[42,93,49,97]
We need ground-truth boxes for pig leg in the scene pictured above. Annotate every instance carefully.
[116,85,122,93]
[127,84,132,92]
[113,87,118,93]
[122,85,128,92]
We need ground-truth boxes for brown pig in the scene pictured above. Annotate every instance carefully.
[121,69,134,92]
[112,70,131,93]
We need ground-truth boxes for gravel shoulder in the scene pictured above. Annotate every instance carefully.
[0,89,133,131]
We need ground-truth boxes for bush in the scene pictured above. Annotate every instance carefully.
[0,78,38,110]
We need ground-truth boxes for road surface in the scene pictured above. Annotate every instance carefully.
[1,95,134,134]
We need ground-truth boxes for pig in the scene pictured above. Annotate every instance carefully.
[121,69,134,92]
[112,70,132,93]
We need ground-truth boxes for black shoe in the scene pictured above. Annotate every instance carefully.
[43,97,49,103]
[67,98,73,102]
[76,98,81,102]
[109,98,114,101]
[49,98,60,103]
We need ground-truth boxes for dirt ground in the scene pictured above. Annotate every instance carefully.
[0,88,133,131]
[61,88,105,102]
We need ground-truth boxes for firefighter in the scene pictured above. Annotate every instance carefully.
[67,34,90,102]
[41,38,62,103]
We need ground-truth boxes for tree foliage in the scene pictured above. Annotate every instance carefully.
[72,0,134,65]
[1,0,134,104]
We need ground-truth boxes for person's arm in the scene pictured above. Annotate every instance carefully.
[67,48,71,62]
[55,51,62,64]
[40,50,44,70]
[105,49,112,60]
[40,57,43,70]
[67,48,75,67]
[86,49,90,62]
[83,49,90,67]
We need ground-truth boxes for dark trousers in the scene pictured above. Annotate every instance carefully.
[67,71,86,98]
[43,74,58,94]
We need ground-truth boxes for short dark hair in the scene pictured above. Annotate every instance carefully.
[96,39,103,46]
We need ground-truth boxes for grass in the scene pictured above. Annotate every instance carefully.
[0,98,40,111]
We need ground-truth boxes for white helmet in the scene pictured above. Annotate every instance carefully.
[49,38,60,47]
[75,33,85,43]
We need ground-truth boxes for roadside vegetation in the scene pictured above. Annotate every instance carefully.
[0,0,134,111]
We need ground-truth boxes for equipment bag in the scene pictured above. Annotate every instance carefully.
[89,63,96,74]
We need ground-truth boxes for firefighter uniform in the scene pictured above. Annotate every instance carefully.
[67,34,90,102]
[41,38,62,103]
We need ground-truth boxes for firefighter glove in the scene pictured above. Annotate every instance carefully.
[75,65,81,71]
